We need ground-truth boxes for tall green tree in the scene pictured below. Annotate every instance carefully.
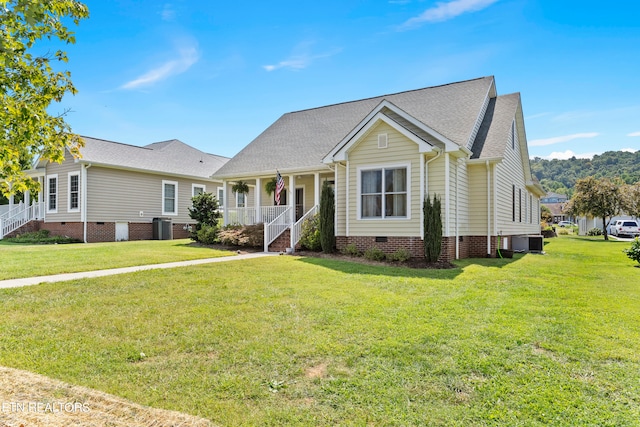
[423,194,442,262]
[565,176,624,240]
[0,0,89,197]
[318,180,335,253]
[623,182,640,219]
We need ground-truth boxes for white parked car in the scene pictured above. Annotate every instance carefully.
[610,220,640,237]
[557,221,575,227]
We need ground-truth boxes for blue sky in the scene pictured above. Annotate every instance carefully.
[47,0,640,160]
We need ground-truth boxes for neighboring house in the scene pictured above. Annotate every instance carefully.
[541,192,568,223]
[541,192,568,204]
[213,76,545,261]
[3,137,229,242]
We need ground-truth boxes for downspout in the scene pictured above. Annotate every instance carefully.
[486,160,491,256]
[444,152,450,237]
[344,162,349,236]
[82,163,91,243]
[424,148,442,198]
[455,158,459,260]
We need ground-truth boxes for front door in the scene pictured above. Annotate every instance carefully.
[295,188,304,221]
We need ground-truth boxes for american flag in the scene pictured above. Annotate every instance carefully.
[275,171,285,205]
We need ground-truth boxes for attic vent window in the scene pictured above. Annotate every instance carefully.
[378,133,388,149]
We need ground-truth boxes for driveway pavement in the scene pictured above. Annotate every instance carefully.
[0,252,276,289]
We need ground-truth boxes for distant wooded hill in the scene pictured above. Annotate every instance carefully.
[530,150,640,196]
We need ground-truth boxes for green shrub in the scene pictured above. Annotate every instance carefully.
[423,195,442,263]
[218,224,264,247]
[299,214,321,251]
[5,229,81,244]
[196,225,219,245]
[624,238,640,265]
[387,248,412,263]
[189,192,222,241]
[364,246,385,262]
[319,181,335,253]
[587,227,603,236]
[342,243,360,257]
[557,227,570,235]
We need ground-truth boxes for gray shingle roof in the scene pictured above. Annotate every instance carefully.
[214,76,495,178]
[78,137,229,179]
[470,93,520,160]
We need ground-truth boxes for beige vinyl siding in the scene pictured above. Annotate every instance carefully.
[455,158,469,236]
[44,150,82,222]
[467,164,490,235]
[86,166,211,223]
[347,122,421,237]
[495,123,541,235]
[425,154,446,235]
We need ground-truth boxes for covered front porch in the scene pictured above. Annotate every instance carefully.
[220,170,333,252]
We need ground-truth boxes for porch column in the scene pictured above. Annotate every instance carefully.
[255,177,262,223]
[289,175,295,224]
[314,172,320,207]
[222,180,228,226]
[23,190,30,221]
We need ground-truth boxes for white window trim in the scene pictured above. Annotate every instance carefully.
[217,187,224,208]
[192,183,206,197]
[356,162,411,220]
[46,174,58,214]
[162,180,178,216]
[67,171,80,213]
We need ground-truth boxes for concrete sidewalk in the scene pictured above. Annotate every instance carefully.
[0,252,276,289]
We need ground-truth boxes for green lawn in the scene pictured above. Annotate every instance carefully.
[0,236,638,426]
[0,239,234,280]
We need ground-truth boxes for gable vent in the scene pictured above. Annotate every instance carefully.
[378,133,388,149]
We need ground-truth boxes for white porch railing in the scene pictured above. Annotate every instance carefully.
[0,201,44,239]
[226,205,289,226]
[291,205,318,250]
[264,207,292,252]
[226,207,256,225]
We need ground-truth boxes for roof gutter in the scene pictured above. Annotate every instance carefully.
[213,164,334,181]
[75,160,222,182]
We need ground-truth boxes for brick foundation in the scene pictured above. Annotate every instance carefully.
[35,221,197,243]
[269,229,290,252]
[129,223,153,240]
[335,234,505,262]
[43,221,85,241]
[4,220,43,238]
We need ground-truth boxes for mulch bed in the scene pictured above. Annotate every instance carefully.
[292,250,456,269]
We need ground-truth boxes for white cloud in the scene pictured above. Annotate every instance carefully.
[160,4,176,21]
[528,132,599,147]
[399,0,499,30]
[121,41,199,90]
[543,150,600,160]
[628,131,640,137]
[621,148,638,153]
[263,43,341,72]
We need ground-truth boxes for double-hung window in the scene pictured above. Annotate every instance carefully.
[68,172,80,212]
[162,180,178,215]
[360,166,408,219]
[217,187,225,208]
[47,174,58,213]
[192,184,205,197]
